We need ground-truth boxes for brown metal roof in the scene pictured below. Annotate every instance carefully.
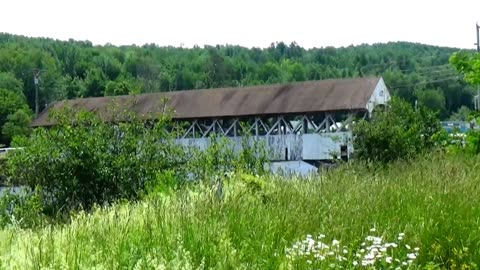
[32,77,382,127]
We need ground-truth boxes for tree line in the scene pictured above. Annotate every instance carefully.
[0,33,475,145]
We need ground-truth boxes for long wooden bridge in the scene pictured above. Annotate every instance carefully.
[32,77,391,175]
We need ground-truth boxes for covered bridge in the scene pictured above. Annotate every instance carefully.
[32,77,391,174]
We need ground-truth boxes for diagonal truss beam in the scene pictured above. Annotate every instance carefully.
[177,113,356,138]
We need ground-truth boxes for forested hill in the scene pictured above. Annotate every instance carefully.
[0,33,474,130]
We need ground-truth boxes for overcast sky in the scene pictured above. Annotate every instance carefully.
[1,0,479,49]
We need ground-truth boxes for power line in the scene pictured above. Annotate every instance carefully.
[395,69,457,79]
[390,76,461,89]
[358,53,454,71]
[397,64,452,73]
[371,64,454,76]
[414,68,457,77]
[362,63,457,79]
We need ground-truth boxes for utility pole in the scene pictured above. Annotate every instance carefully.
[33,70,40,117]
[476,23,480,110]
[476,23,480,52]
[32,69,45,117]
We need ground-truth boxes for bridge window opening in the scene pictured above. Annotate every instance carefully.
[340,145,348,161]
[285,148,289,161]
[260,122,265,135]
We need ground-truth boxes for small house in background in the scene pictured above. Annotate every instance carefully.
[441,121,471,133]
[31,77,391,176]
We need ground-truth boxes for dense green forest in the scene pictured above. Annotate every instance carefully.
[0,33,475,145]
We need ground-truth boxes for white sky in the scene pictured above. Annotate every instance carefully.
[1,0,479,49]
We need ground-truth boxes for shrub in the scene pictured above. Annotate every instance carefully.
[0,186,46,228]
[185,133,267,181]
[1,109,32,144]
[4,105,186,213]
[353,97,442,163]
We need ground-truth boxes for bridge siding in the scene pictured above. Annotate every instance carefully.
[176,132,353,161]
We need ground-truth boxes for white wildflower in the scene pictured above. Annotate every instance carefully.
[370,227,376,232]
[364,253,375,260]
[407,253,416,259]
[362,259,375,266]
[337,255,347,261]
[308,239,315,247]
[352,261,358,266]
[405,244,411,250]
[332,239,340,246]
[386,256,393,263]
[317,242,329,249]
[386,242,398,248]
[366,236,383,245]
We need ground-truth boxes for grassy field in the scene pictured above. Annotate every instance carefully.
[1,154,480,269]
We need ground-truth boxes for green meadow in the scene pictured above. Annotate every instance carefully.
[1,154,479,269]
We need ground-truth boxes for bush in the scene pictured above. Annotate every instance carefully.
[0,187,45,228]
[186,134,267,181]
[353,97,442,163]
[3,105,186,213]
[1,108,32,143]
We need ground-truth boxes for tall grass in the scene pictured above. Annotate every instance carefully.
[1,154,480,269]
